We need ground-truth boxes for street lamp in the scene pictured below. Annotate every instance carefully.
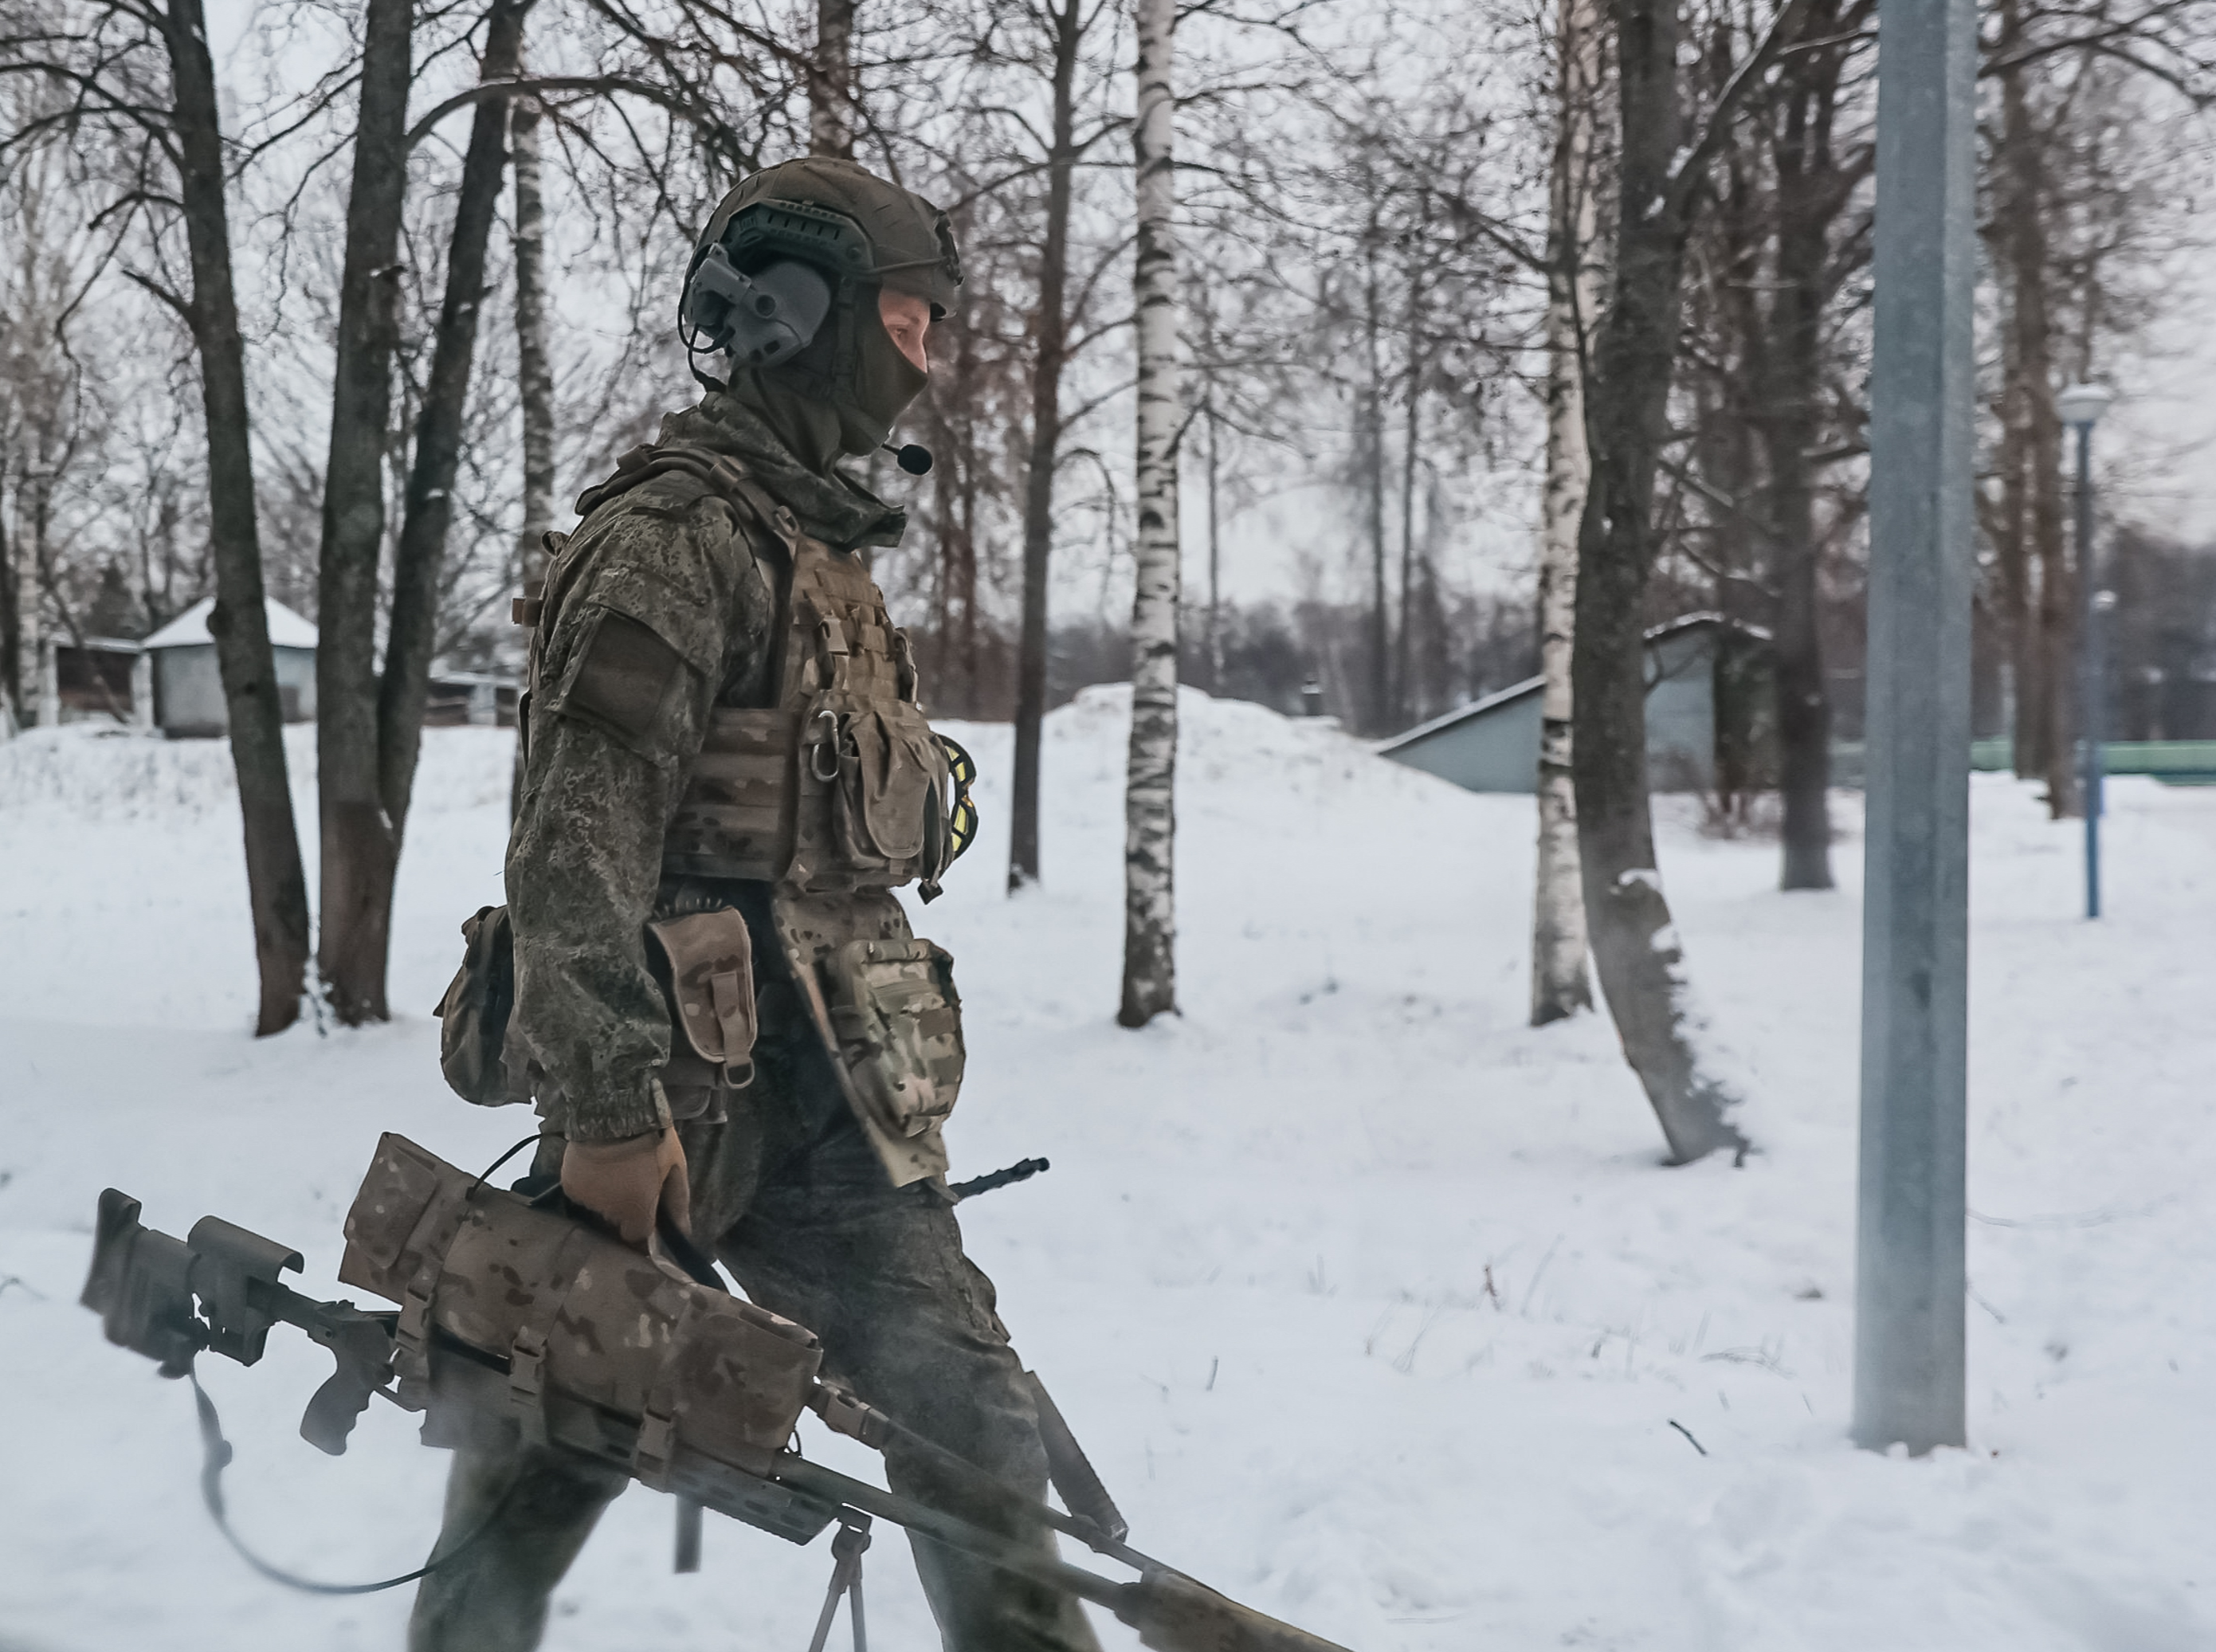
[2057,382,2114,919]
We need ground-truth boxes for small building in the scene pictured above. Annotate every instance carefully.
[143,597,318,737]
[49,636,150,727]
[1378,614,1775,795]
[424,668,521,728]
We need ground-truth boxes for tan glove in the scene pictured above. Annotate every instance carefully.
[561,1126,690,1248]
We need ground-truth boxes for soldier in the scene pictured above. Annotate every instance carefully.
[410,158,1100,1652]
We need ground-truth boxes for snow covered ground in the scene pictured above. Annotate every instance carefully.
[2,692,2211,1652]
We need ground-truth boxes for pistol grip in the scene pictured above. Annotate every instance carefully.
[300,1368,375,1456]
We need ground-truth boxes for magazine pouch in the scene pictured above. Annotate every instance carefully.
[647,908,759,1091]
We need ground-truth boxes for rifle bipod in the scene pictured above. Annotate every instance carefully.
[806,1513,871,1652]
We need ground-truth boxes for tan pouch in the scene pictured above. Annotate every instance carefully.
[822,937,965,1142]
[648,908,759,1089]
[828,703,947,867]
[434,905,523,1107]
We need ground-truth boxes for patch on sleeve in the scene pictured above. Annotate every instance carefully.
[564,610,682,742]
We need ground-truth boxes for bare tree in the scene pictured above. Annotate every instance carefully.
[508,55,553,816]
[378,0,534,860]
[811,0,857,158]
[1573,0,1808,1162]
[1005,0,1122,891]
[2,0,316,1031]
[1531,0,1602,1026]
[1120,0,1180,1026]
[314,0,415,1024]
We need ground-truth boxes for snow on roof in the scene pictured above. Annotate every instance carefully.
[143,596,319,651]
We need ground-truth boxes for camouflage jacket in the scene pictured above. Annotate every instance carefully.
[506,390,906,1143]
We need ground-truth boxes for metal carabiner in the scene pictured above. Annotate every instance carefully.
[809,710,843,783]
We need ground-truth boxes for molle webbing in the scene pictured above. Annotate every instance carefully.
[574,443,948,894]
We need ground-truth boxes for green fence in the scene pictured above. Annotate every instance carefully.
[1830,740,2216,787]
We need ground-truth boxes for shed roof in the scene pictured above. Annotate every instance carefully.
[144,596,319,651]
[1372,612,1767,756]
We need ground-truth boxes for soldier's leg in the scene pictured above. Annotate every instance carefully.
[720,1125,1103,1652]
[406,1437,630,1652]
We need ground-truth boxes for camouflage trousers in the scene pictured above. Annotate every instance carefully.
[406,1001,1100,1652]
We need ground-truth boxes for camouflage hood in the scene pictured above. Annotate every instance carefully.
[657,387,908,553]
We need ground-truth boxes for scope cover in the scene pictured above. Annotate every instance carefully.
[340,1136,823,1487]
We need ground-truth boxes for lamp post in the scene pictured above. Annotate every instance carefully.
[2057,382,2114,919]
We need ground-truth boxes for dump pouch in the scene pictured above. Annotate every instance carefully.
[434,905,523,1107]
[822,937,965,1144]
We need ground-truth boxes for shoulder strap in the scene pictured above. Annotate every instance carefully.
[572,443,802,563]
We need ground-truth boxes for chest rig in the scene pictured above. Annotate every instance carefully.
[537,443,957,899]
[670,508,955,901]
[520,442,968,1188]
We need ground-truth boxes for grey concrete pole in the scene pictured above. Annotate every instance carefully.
[1853,0,1978,1455]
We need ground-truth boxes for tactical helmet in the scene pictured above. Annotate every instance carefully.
[680,158,963,455]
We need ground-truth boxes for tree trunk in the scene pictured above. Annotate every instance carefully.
[2,455,18,728]
[810,0,857,159]
[509,65,555,819]
[1007,0,1080,890]
[1393,247,1424,728]
[1765,17,1838,890]
[6,461,31,728]
[1205,399,1223,694]
[1359,243,1389,734]
[160,0,312,1034]
[925,273,978,712]
[1531,0,1599,1027]
[379,0,531,854]
[1120,0,1180,1028]
[1996,6,2071,813]
[1572,0,1748,1162]
[315,0,414,1026]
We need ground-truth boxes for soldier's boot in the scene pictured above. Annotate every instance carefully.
[406,1438,630,1652]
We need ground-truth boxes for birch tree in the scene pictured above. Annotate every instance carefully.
[1119,0,1180,1027]
[1530,0,1602,1026]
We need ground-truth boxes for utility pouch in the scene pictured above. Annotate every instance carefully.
[648,908,759,1091]
[821,938,965,1142]
[827,701,950,872]
[434,905,522,1107]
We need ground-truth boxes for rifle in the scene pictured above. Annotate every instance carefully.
[81,1138,1353,1652]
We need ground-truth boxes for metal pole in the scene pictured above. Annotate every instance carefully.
[1853,0,1977,1455]
[2075,420,2102,919]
